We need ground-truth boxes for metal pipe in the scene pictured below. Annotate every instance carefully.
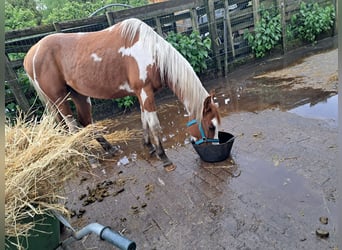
[61,223,136,250]
[89,4,132,17]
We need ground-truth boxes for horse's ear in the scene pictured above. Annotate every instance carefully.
[203,96,212,115]
[209,89,216,98]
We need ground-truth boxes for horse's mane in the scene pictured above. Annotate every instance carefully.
[118,18,209,121]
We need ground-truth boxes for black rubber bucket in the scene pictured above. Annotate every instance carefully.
[191,131,235,162]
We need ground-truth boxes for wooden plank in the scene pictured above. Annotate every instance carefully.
[5,56,30,113]
[224,0,235,59]
[110,0,204,24]
[53,15,107,30]
[5,15,107,41]
[206,0,222,76]
[278,0,287,54]
[190,8,199,32]
[172,11,191,21]
[230,7,253,23]
[252,0,260,24]
[231,19,254,33]
[105,12,115,26]
[9,59,24,70]
[154,17,163,35]
[53,22,62,32]
[5,24,55,41]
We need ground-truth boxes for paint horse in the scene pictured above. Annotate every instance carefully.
[24,18,221,170]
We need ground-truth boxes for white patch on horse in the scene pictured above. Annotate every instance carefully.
[144,111,161,132]
[211,117,219,139]
[86,97,92,106]
[32,43,41,85]
[183,99,190,115]
[118,40,154,82]
[119,82,134,93]
[140,89,148,105]
[90,53,102,62]
[190,136,198,142]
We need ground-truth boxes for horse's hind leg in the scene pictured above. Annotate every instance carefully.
[47,93,78,133]
[69,89,118,156]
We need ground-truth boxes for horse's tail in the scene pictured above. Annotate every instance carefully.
[23,43,56,113]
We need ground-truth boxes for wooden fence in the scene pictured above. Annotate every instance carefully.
[4,0,337,118]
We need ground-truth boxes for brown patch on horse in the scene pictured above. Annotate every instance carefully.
[203,95,221,125]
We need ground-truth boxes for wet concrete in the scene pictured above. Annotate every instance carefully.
[61,42,338,249]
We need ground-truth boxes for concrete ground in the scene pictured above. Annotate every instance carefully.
[62,108,338,250]
[60,40,338,249]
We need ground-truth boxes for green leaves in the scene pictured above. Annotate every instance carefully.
[5,2,37,30]
[5,0,148,31]
[244,9,281,58]
[115,96,137,110]
[166,31,211,74]
[291,2,335,43]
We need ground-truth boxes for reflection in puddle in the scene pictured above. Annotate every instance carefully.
[103,85,337,155]
[211,76,336,116]
[289,95,338,126]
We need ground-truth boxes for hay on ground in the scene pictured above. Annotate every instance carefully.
[5,112,138,247]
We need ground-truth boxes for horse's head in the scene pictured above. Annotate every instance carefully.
[187,94,221,144]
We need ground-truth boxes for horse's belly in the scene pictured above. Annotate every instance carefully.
[67,79,135,100]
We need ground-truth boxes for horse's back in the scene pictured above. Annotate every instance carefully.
[23,22,164,100]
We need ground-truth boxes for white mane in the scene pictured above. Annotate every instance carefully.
[119,18,209,121]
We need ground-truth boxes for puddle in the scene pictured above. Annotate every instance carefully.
[289,95,338,127]
[103,82,337,154]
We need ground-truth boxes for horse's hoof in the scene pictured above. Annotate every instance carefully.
[149,146,156,155]
[163,161,176,172]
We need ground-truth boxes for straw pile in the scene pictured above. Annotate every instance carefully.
[5,112,138,245]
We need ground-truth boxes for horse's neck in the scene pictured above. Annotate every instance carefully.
[165,77,208,121]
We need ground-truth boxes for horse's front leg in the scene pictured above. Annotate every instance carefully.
[141,110,175,170]
[141,111,156,155]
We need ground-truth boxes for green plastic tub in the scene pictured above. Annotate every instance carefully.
[6,213,60,250]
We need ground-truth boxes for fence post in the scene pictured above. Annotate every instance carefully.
[223,0,235,76]
[190,8,199,32]
[206,0,222,76]
[332,0,337,36]
[106,12,115,26]
[252,0,260,25]
[53,22,62,32]
[154,17,163,35]
[278,0,287,54]
[224,0,234,58]
[5,55,31,113]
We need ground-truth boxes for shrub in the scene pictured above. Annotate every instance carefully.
[166,30,211,74]
[244,8,282,58]
[291,2,335,43]
[115,96,137,111]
